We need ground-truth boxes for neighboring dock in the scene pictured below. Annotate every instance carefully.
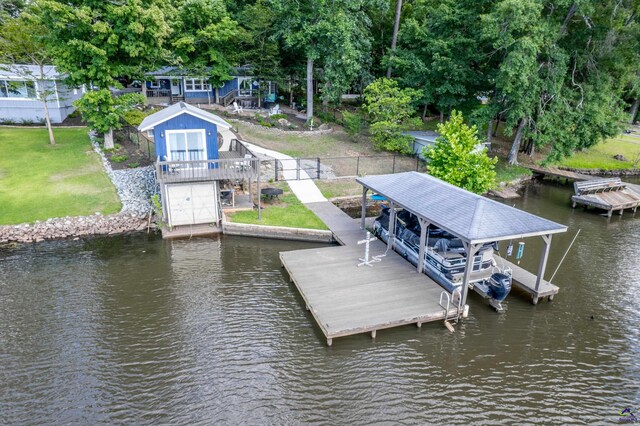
[527,166,640,217]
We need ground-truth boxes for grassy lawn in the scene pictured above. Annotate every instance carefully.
[315,178,363,199]
[235,121,378,158]
[494,158,532,185]
[226,182,328,230]
[0,127,121,225]
[555,138,640,170]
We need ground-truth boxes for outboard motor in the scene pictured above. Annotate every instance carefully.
[488,272,512,302]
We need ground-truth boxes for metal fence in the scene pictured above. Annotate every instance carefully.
[273,154,427,181]
[123,125,155,160]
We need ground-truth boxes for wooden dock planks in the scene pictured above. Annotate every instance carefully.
[280,236,457,345]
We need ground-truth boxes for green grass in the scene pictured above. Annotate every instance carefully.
[227,182,328,230]
[315,178,362,199]
[494,158,532,185]
[0,127,121,225]
[235,121,378,158]
[555,138,640,170]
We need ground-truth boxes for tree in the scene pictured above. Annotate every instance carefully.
[36,0,171,89]
[386,0,402,78]
[170,0,241,86]
[74,90,145,149]
[363,77,420,153]
[271,0,385,121]
[0,0,25,22]
[425,110,497,194]
[0,12,57,144]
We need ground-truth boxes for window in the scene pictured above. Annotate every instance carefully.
[184,78,211,92]
[238,78,254,97]
[166,130,206,166]
[0,80,37,99]
[149,80,161,89]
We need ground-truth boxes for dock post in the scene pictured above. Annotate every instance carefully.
[417,218,430,274]
[388,202,397,250]
[371,330,377,339]
[326,338,333,347]
[361,187,368,229]
[460,242,480,316]
[534,234,552,293]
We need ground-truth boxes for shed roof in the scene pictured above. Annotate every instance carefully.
[138,102,232,132]
[0,64,61,80]
[357,172,567,244]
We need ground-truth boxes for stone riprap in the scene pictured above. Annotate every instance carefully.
[91,133,158,217]
[0,214,150,243]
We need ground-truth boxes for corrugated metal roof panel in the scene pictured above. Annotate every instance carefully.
[357,172,567,243]
[0,64,61,79]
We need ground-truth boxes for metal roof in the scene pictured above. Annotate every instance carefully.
[138,102,232,132]
[0,64,62,80]
[357,172,567,244]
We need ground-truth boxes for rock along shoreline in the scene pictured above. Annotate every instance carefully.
[1,133,158,244]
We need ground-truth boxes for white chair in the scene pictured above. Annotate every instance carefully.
[232,101,243,114]
[269,103,280,116]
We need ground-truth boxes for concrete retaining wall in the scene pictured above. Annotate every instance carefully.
[222,221,335,243]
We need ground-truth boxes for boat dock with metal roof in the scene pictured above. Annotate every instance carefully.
[280,172,568,345]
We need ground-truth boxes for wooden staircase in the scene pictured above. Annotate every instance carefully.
[170,94,185,103]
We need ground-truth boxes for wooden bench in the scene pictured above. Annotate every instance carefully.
[572,178,640,217]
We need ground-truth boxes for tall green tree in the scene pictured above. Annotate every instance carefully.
[36,0,171,89]
[0,11,57,144]
[170,0,241,86]
[271,0,386,121]
[425,110,497,194]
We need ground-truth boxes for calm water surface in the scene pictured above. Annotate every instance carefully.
[1,182,639,424]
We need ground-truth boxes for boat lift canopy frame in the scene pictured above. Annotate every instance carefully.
[357,172,568,312]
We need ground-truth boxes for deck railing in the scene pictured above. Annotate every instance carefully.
[155,157,259,183]
[146,89,171,98]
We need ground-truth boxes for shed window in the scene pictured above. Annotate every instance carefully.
[184,78,211,92]
[0,80,37,99]
[166,130,206,166]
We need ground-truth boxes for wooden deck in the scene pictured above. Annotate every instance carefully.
[280,241,457,346]
[161,223,222,239]
[281,201,458,345]
[494,255,559,304]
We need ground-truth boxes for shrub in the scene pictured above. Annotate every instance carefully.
[20,118,34,125]
[270,113,287,120]
[259,119,274,128]
[425,110,497,194]
[121,109,148,126]
[127,162,140,168]
[341,110,362,138]
[110,155,128,163]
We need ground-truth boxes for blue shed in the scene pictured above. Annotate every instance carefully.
[138,102,232,165]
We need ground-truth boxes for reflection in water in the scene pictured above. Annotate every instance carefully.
[1,183,639,424]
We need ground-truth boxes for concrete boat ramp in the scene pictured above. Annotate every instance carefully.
[280,204,459,346]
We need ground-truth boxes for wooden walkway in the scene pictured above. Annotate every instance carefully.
[494,255,559,304]
[281,201,457,345]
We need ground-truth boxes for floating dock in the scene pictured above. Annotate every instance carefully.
[281,201,458,346]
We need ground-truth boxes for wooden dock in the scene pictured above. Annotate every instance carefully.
[494,255,559,304]
[526,165,640,216]
[281,201,458,345]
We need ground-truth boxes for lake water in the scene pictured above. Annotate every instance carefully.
[1,181,639,424]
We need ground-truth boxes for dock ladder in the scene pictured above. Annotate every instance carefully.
[439,289,462,332]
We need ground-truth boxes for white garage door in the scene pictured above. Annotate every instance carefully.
[166,183,218,226]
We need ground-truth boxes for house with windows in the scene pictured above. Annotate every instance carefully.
[143,66,277,108]
[0,64,84,124]
[138,102,259,234]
